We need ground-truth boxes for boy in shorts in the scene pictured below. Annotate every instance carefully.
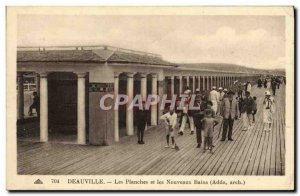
[160,108,178,149]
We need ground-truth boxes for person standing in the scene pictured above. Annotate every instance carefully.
[271,78,277,96]
[202,108,219,154]
[135,102,148,144]
[246,81,252,94]
[263,91,275,131]
[257,77,262,88]
[209,86,220,115]
[252,96,258,123]
[179,89,195,135]
[220,90,238,141]
[241,91,255,131]
[160,108,178,149]
[193,92,205,148]
[28,91,40,117]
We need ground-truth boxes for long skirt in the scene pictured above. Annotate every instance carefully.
[263,108,272,123]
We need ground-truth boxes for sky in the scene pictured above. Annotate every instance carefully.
[18,15,285,69]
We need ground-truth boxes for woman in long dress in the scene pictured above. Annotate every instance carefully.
[263,91,275,131]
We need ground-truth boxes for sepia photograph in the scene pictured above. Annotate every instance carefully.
[6,6,294,190]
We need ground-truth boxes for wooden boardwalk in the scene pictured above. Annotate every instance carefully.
[17,86,285,175]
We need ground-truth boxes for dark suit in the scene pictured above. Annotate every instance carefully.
[135,109,148,142]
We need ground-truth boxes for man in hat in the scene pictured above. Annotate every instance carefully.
[241,91,255,131]
[209,86,219,114]
[220,90,238,141]
[179,88,195,135]
[135,101,148,144]
[193,88,205,148]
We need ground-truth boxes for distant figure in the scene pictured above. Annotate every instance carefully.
[263,91,275,131]
[220,91,238,141]
[252,96,257,123]
[28,91,40,117]
[135,102,148,144]
[241,91,255,131]
[271,78,277,96]
[246,81,252,93]
[209,86,220,114]
[257,78,262,88]
[266,78,271,90]
[160,108,177,149]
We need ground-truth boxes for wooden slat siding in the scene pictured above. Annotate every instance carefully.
[208,121,246,175]
[269,117,277,175]
[226,121,261,175]
[176,121,230,175]
[250,125,267,175]
[227,94,264,175]
[194,122,245,175]
[100,127,171,175]
[128,132,192,175]
[75,126,165,175]
[279,111,285,175]
[217,119,259,175]
[257,130,270,175]
[202,122,245,175]
[161,122,227,175]
[275,113,282,175]
[141,133,193,175]
[242,122,265,175]
[186,126,236,175]
[17,85,286,175]
[85,128,166,175]
[20,145,90,174]
[279,87,286,176]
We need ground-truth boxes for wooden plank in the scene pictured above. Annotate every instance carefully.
[269,117,277,175]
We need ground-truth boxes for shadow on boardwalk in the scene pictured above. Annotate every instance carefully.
[17,86,285,175]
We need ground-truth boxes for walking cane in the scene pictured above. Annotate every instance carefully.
[217,118,224,139]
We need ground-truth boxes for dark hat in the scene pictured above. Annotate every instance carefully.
[228,90,235,95]
[207,101,213,106]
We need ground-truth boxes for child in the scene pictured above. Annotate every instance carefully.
[202,109,219,154]
[160,108,178,149]
[252,96,257,123]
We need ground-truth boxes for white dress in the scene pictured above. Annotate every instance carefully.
[263,97,274,123]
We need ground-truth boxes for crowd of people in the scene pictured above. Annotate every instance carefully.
[155,75,285,154]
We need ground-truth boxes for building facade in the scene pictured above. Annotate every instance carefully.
[17,45,259,145]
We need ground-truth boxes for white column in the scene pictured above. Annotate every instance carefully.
[126,73,134,136]
[198,76,201,89]
[35,73,40,96]
[77,72,86,144]
[140,73,147,101]
[179,76,182,94]
[40,72,48,142]
[151,74,158,126]
[17,72,24,120]
[114,73,119,142]
[202,76,205,90]
[186,76,190,89]
[192,76,195,93]
[170,76,174,96]
[211,76,214,88]
[206,76,209,90]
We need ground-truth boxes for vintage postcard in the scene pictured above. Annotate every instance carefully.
[6,6,294,190]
